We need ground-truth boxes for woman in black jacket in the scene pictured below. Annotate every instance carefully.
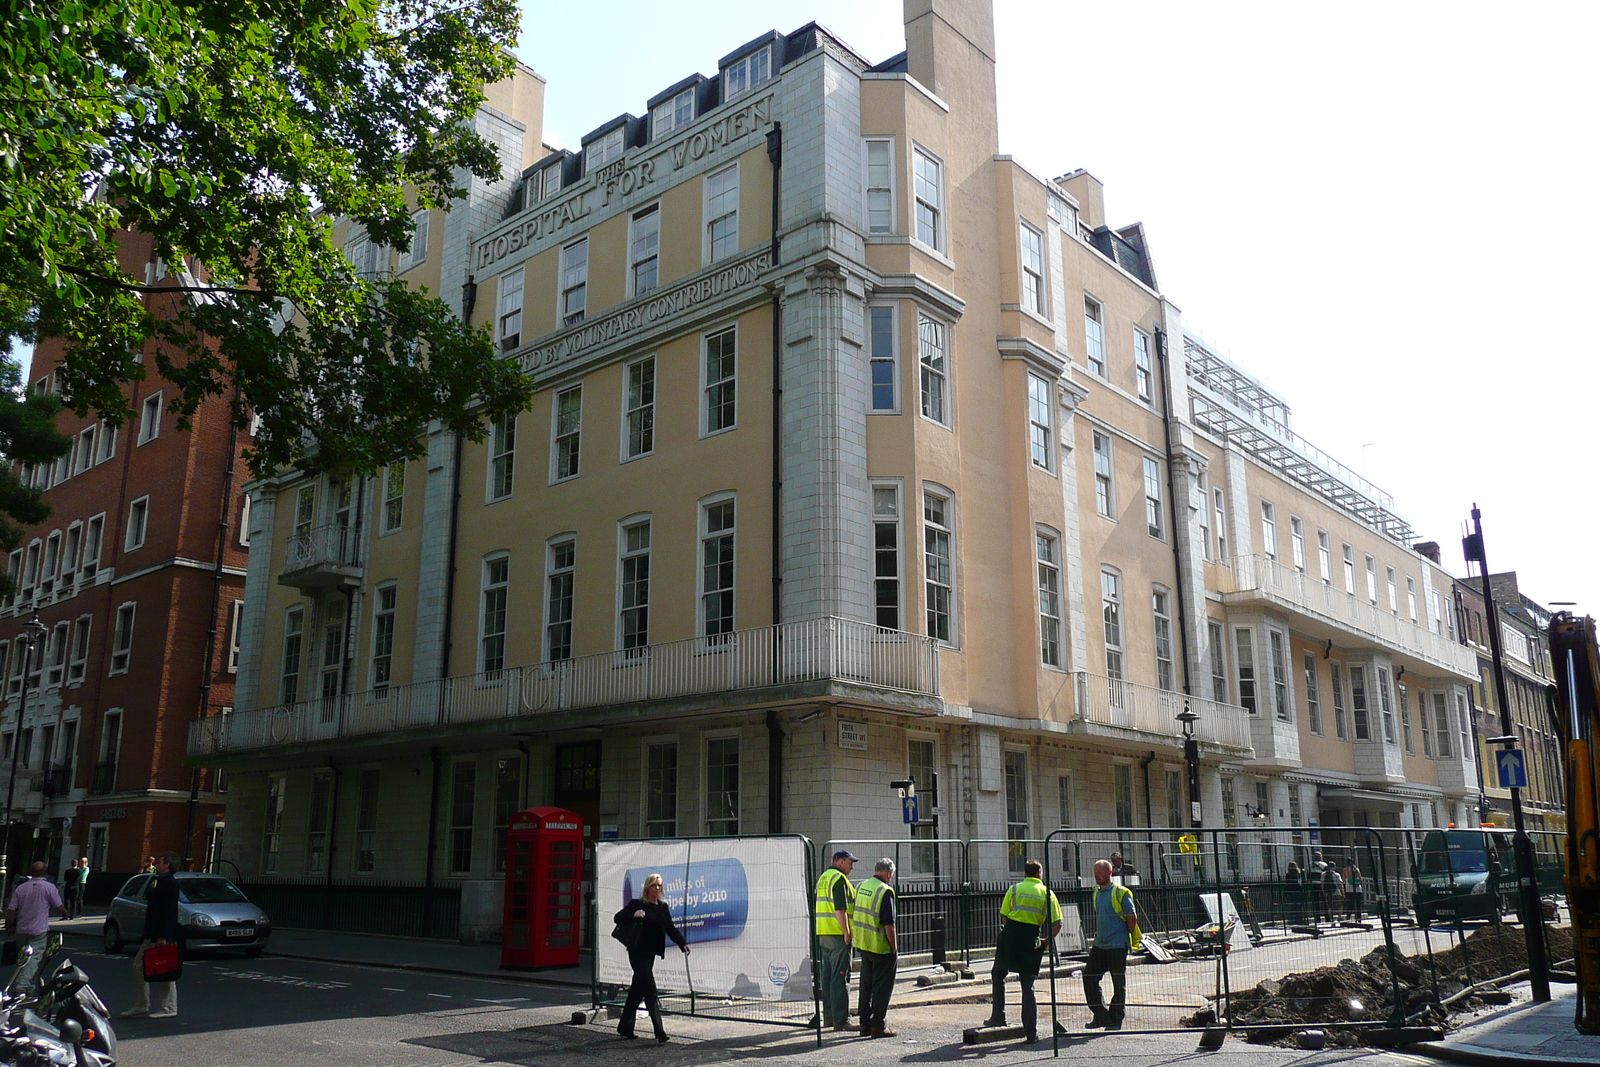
[614,872,689,1042]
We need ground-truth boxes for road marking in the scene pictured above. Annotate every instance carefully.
[383,987,407,992]
[213,968,350,991]
[474,997,530,1003]
[427,993,451,999]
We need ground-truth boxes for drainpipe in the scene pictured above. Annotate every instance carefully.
[324,763,341,889]
[1140,751,1157,875]
[765,122,784,835]
[184,391,240,869]
[1155,327,1201,830]
[438,432,464,713]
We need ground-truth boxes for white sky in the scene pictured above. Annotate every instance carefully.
[518,1,1598,611]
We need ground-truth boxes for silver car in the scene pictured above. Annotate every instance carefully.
[103,872,272,956]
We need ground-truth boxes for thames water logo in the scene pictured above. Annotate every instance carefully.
[768,961,790,988]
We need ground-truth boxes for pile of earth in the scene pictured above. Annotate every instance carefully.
[1178,926,1573,1048]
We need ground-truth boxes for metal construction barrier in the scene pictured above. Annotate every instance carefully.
[592,834,821,1043]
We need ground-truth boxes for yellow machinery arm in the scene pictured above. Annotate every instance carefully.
[1549,613,1600,1033]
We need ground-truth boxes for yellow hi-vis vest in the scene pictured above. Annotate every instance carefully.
[1001,877,1058,926]
[815,867,857,936]
[852,876,893,955]
[1093,883,1143,952]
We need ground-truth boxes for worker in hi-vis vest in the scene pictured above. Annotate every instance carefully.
[814,849,859,1032]
[982,859,1062,1043]
[1085,858,1142,1030]
[850,858,899,1039]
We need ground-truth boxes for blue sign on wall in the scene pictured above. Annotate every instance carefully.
[902,795,920,824]
[1496,748,1528,790]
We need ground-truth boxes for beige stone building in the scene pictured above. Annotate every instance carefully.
[195,0,1481,936]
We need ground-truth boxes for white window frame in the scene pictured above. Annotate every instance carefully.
[618,516,652,655]
[703,732,741,836]
[1304,651,1323,735]
[1234,627,1256,715]
[1260,500,1277,560]
[497,267,524,352]
[917,311,950,427]
[1143,456,1164,538]
[1406,576,1419,621]
[559,237,588,327]
[478,554,510,676]
[871,481,903,631]
[702,325,737,436]
[1343,543,1356,593]
[550,384,582,483]
[1387,566,1399,614]
[585,126,625,170]
[698,494,737,641]
[280,606,305,705]
[83,513,104,579]
[1133,328,1153,400]
[380,463,404,535]
[865,138,895,235]
[487,413,516,502]
[1103,568,1125,690]
[923,486,957,646]
[396,209,430,272]
[1153,585,1174,690]
[227,599,243,673]
[1037,527,1062,668]
[629,203,661,297]
[544,536,576,662]
[704,162,740,264]
[722,44,771,100]
[138,392,162,444]
[1027,372,1053,471]
[1093,431,1115,519]
[99,421,117,462]
[1083,296,1105,376]
[1215,488,1229,563]
[868,304,898,413]
[622,355,656,460]
[1317,530,1332,584]
[369,583,397,693]
[76,425,97,475]
[1269,628,1291,722]
[67,615,91,684]
[125,495,150,551]
[651,88,695,137]
[1020,221,1047,316]
[1290,516,1306,572]
[109,601,136,675]
[912,145,943,252]
[1365,555,1378,603]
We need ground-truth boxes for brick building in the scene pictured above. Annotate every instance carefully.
[1,227,246,885]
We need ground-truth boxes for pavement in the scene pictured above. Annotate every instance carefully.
[48,910,1600,1066]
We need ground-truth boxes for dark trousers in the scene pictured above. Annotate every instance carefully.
[857,950,896,1033]
[990,965,1039,1032]
[63,885,81,920]
[620,949,665,1038]
[1346,892,1364,919]
[1082,946,1128,1024]
[817,934,852,1027]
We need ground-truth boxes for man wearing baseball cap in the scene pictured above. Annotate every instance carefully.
[814,849,858,1032]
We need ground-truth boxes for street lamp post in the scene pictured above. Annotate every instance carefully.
[1176,704,1202,828]
[0,611,47,906]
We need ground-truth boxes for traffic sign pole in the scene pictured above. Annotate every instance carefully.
[1466,505,1551,1002]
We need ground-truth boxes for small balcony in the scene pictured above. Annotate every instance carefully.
[90,761,117,795]
[191,616,943,758]
[1221,555,1477,678]
[1070,672,1254,757]
[278,523,363,593]
[39,765,73,798]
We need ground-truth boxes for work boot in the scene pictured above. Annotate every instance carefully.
[1106,1011,1124,1031]
[981,1015,1007,1028]
[1085,1008,1110,1029]
[1024,1030,1039,1044]
[869,1028,898,1039]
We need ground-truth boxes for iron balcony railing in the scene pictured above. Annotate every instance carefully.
[1221,553,1477,675]
[90,761,117,795]
[190,616,942,757]
[282,522,361,572]
[1071,671,1254,752]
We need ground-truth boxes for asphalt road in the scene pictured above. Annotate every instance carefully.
[45,944,1450,1067]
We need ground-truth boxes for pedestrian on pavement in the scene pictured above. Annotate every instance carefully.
[5,861,66,991]
[614,872,688,1043]
[1344,864,1364,920]
[982,859,1061,1043]
[851,858,898,1039]
[1108,852,1138,883]
[123,851,181,1019]
[813,849,858,1033]
[1320,862,1345,922]
[1083,858,1139,1031]
[1309,852,1329,922]
[143,857,157,874]
[62,857,89,920]
[1284,860,1305,924]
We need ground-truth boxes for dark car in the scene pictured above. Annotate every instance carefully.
[103,872,272,956]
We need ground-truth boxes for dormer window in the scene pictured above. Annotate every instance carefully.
[586,127,624,170]
[724,45,771,100]
[652,89,695,137]
[528,163,562,206]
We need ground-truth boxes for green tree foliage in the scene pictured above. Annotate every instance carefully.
[0,0,533,476]
[0,357,72,595]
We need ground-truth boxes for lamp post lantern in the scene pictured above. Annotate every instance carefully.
[1176,704,1202,828]
[0,611,47,906]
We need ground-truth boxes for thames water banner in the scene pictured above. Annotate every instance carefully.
[597,837,812,1003]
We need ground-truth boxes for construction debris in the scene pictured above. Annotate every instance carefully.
[1178,926,1574,1047]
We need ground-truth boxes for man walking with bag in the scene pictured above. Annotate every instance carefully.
[851,858,898,1039]
[1083,858,1140,1030]
[814,849,857,1032]
[982,859,1061,1043]
[123,851,181,1019]
[6,862,66,991]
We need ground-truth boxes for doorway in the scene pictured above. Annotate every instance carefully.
[553,741,601,947]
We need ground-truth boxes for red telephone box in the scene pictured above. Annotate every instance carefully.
[501,806,583,969]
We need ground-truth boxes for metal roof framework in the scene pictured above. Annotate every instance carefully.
[1184,336,1417,545]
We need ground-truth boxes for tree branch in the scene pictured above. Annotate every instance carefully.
[56,264,271,299]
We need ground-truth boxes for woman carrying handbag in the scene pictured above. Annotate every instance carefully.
[614,872,689,1043]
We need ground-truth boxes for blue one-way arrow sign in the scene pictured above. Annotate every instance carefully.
[1496,748,1527,790]
[902,795,920,825]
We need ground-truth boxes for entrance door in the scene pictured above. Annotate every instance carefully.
[553,742,601,947]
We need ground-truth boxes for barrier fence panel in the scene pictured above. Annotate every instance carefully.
[592,835,820,1038]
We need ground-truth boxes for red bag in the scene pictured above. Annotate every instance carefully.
[142,943,182,982]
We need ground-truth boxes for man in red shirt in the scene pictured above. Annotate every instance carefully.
[6,862,66,990]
